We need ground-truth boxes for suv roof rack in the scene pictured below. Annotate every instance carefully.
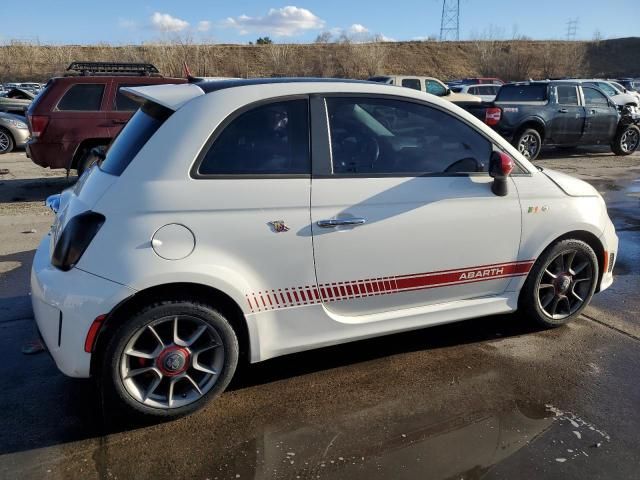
[65,62,161,77]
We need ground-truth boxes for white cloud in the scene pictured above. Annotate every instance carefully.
[151,12,190,33]
[197,20,211,32]
[378,34,396,42]
[349,23,369,34]
[118,18,137,30]
[224,6,325,37]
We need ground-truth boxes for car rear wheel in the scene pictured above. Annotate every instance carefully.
[514,128,542,161]
[102,300,239,419]
[76,147,103,176]
[611,125,640,156]
[0,128,14,154]
[520,239,598,328]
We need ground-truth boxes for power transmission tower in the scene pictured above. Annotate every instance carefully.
[566,18,579,41]
[440,0,460,41]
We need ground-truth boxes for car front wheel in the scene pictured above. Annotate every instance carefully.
[0,128,14,154]
[520,239,598,328]
[102,300,239,419]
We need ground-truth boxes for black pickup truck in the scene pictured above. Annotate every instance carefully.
[465,81,640,160]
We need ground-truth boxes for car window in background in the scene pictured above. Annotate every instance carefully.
[326,97,492,175]
[57,84,105,111]
[496,85,548,102]
[401,79,421,90]
[583,87,610,107]
[450,86,463,93]
[556,86,579,105]
[115,84,148,111]
[592,82,617,96]
[426,80,447,96]
[198,99,309,175]
[100,102,172,176]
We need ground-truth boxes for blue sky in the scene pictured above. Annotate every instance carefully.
[1,0,638,44]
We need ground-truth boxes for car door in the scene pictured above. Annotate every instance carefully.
[549,85,585,144]
[309,95,524,317]
[580,87,618,144]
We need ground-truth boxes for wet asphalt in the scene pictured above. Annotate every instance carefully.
[0,149,638,479]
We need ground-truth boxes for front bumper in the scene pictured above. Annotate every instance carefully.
[598,216,618,292]
[11,127,30,148]
[31,235,135,377]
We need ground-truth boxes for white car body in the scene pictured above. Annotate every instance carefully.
[557,79,639,108]
[31,79,618,379]
[450,84,501,102]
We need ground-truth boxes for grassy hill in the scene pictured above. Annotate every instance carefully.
[1,37,638,83]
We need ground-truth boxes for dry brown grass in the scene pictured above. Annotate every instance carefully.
[0,38,638,82]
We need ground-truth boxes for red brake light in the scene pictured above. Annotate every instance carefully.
[29,115,49,138]
[485,107,502,126]
[85,314,107,353]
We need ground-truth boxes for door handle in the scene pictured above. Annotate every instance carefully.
[589,109,596,115]
[558,108,568,113]
[316,218,366,228]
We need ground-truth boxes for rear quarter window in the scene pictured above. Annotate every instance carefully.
[57,84,105,111]
[496,85,548,102]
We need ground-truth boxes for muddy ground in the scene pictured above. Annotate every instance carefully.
[0,148,638,479]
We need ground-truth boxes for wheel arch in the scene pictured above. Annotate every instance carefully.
[515,118,546,142]
[90,282,250,376]
[70,137,111,169]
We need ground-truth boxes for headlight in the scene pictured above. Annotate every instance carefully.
[3,118,28,129]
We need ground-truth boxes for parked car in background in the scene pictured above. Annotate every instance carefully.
[0,112,29,154]
[617,78,640,93]
[368,75,481,104]
[450,83,501,102]
[19,82,43,94]
[557,79,639,109]
[33,78,618,419]
[26,61,186,174]
[450,77,504,86]
[0,88,35,114]
[608,80,640,106]
[464,81,640,160]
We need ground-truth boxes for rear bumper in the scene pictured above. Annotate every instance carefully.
[27,140,71,169]
[31,235,135,377]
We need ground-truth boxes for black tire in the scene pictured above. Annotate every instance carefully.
[520,239,598,328]
[76,146,106,176]
[513,128,542,161]
[611,124,640,156]
[0,128,14,154]
[101,300,239,419]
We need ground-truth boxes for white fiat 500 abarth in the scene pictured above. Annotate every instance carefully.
[32,78,618,419]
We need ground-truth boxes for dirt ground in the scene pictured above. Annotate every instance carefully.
[0,148,639,480]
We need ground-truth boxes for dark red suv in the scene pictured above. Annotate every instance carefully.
[26,62,185,174]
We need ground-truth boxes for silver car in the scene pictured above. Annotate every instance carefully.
[0,112,30,154]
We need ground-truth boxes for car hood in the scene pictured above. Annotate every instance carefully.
[542,168,599,197]
[611,92,638,106]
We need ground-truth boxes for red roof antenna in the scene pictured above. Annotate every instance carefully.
[183,61,195,81]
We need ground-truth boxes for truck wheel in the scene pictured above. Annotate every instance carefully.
[514,128,542,161]
[102,300,239,419]
[520,239,598,328]
[611,125,640,156]
[0,128,14,154]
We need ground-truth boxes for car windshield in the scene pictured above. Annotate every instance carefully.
[100,101,172,176]
[496,85,548,102]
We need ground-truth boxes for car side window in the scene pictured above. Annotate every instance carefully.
[57,84,105,111]
[583,87,610,107]
[401,79,421,90]
[426,80,447,96]
[115,84,148,111]
[198,99,309,175]
[468,87,477,95]
[556,86,579,106]
[326,97,492,176]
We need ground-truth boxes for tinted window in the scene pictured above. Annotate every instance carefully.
[426,80,446,96]
[199,100,309,175]
[100,102,172,176]
[401,79,421,90]
[556,86,579,105]
[115,84,147,111]
[57,84,105,111]
[496,85,548,102]
[583,87,609,107]
[326,97,492,175]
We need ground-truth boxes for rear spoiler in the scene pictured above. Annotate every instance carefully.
[120,84,206,111]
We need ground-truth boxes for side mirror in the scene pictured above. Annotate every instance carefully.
[445,88,452,96]
[489,151,514,196]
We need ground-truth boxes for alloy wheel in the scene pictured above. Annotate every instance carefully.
[537,249,594,320]
[620,128,639,153]
[517,134,540,159]
[0,132,9,152]
[120,315,225,409]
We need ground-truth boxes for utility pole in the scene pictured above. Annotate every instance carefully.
[440,0,460,41]
[566,18,579,41]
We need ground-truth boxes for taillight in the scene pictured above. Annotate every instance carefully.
[485,107,502,126]
[29,115,49,138]
[51,211,105,271]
